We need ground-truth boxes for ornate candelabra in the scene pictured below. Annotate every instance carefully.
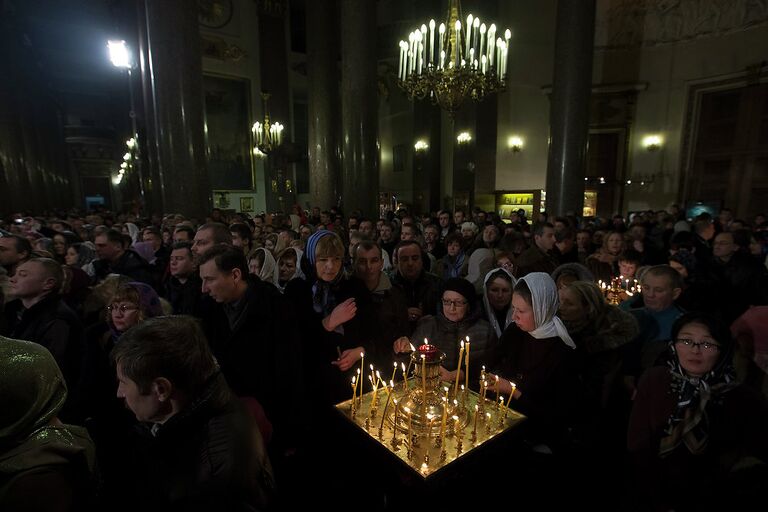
[251,92,284,156]
[598,276,641,305]
[396,0,511,115]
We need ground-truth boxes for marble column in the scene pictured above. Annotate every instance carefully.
[340,0,378,218]
[141,0,211,218]
[545,0,596,216]
[307,0,340,211]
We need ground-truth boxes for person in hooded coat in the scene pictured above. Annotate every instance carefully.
[0,337,96,511]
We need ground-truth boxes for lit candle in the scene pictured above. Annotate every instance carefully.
[472,404,479,436]
[421,353,427,421]
[453,415,461,438]
[379,381,395,431]
[440,391,448,441]
[359,352,365,403]
[453,340,465,398]
[454,20,461,66]
[465,14,473,59]
[473,17,480,53]
[417,40,423,75]
[420,23,427,66]
[487,24,496,71]
[350,376,357,413]
[481,54,487,74]
[479,23,486,62]
[398,40,405,80]
[429,19,435,66]
[426,413,435,438]
[499,396,504,411]
[401,362,408,391]
[496,37,503,75]
[464,336,470,391]
[392,399,399,443]
[438,23,446,68]
[390,362,398,383]
[469,47,474,69]
[404,406,413,444]
[505,381,517,410]
[440,50,445,70]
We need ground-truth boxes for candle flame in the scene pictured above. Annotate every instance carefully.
[475,404,479,411]
[394,362,398,368]
[352,376,356,384]
[390,380,394,387]
[460,340,464,348]
[401,362,406,371]
[409,343,415,351]
[466,335,470,342]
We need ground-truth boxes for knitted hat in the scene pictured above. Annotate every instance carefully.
[444,277,477,311]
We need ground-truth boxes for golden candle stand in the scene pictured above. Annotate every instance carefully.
[598,276,640,306]
[336,347,526,478]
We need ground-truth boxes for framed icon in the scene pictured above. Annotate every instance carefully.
[240,196,254,213]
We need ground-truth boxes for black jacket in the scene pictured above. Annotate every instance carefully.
[390,270,445,330]
[129,372,274,511]
[92,249,156,287]
[164,274,203,316]
[2,295,84,418]
[200,278,303,452]
[284,275,375,406]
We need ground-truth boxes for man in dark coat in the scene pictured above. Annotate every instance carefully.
[515,222,559,277]
[112,316,274,511]
[92,228,155,286]
[390,240,444,333]
[164,242,202,316]
[198,244,303,456]
[2,258,84,419]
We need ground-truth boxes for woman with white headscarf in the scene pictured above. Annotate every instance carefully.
[487,272,578,448]
[482,267,517,338]
[247,247,277,284]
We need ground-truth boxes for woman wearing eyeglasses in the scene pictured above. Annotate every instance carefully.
[628,312,768,510]
[397,277,496,384]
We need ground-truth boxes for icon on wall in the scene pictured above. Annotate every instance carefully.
[240,196,254,213]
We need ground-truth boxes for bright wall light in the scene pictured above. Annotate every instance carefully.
[108,40,132,69]
[507,135,524,152]
[642,134,663,151]
[414,140,429,152]
[456,132,472,144]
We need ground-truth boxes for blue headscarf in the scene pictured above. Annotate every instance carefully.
[304,230,345,319]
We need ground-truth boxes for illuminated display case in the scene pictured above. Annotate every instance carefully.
[583,191,598,218]
[495,190,543,222]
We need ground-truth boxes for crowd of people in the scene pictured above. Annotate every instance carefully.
[1,203,767,510]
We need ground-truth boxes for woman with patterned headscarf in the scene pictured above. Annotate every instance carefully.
[628,312,768,510]
[284,230,374,405]
[486,272,578,449]
[0,337,96,510]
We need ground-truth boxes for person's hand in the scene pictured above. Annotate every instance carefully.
[487,373,519,398]
[323,298,357,331]
[439,367,461,382]
[393,336,413,354]
[407,307,423,322]
[332,347,364,372]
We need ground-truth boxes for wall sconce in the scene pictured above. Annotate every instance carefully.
[642,134,663,151]
[456,132,472,145]
[414,139,429,152]
[507,135,524,152]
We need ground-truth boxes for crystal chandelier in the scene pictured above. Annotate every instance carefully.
[252,92,284,157]
[397,0,511,115]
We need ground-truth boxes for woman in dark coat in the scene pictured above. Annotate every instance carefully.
[284,230,375,406]
[395,277,497,384]
[487,272,578,449]
[627,312,768,511]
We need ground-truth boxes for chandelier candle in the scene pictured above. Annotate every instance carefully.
[464,336,471,391]
[453,340,465,398]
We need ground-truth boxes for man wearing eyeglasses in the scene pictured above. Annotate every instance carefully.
[2,257,84,419]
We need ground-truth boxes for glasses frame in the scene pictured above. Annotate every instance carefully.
[674,338,721,352]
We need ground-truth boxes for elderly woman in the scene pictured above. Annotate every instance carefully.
[274,247,304,292]
[395,278,497,384]
[487,272,577,449]
[284,230,374,405]
[628,312,768,510]
[0,337,96,511]
[482,267,517,338]
[559,281,638,410]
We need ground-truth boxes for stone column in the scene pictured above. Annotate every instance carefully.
[141,0,211,218]
[306,0,340,211]
[545,0,596,216]
[340,0,378,218]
